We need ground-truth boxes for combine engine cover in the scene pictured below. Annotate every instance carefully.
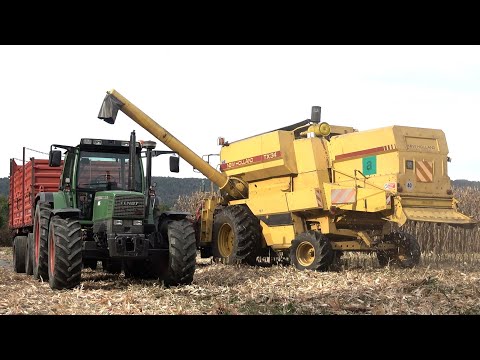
[328,125,475,227]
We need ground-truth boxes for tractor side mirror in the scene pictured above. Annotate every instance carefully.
[170,156,179,173]
[49,150,62,167]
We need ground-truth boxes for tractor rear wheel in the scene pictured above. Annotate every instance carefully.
[164,219,197,286]
[212,205,261,264]
[25,233,34,275]
[290,231,334,271]
[377,231,420,268]
[13,236,27,273]
[47,216,83,290]
[33,202,52,280]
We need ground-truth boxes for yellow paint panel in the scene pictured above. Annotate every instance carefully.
[260,221,296,247]
[236,192,290,215]
[286,188,323,211]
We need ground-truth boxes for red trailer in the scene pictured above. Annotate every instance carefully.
[8,152,63,273]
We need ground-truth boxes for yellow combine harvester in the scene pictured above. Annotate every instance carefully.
[98,90,476,270]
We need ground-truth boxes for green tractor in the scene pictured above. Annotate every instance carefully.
[34,131,196,290]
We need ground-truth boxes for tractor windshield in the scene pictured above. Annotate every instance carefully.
[77,151,142,192]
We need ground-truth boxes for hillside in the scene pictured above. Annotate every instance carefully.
[0,176,216,208]
[0,177,477,208]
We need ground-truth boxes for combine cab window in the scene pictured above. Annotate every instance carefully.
[77,151,142,192]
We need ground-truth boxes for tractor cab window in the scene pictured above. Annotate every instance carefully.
[77,151,142,192]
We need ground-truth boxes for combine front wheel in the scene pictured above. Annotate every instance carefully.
[212,205,261,264]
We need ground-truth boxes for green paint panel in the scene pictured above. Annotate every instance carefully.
[362,156,377,175]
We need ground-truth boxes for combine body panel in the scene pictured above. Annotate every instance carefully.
[9,158,63,231]
[99,89,476,271]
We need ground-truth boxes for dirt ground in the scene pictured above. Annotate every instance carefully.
[1,247,479,315]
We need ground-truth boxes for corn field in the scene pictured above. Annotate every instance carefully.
[173,186,480,267]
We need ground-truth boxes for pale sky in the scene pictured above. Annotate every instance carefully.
[1,45,479,180]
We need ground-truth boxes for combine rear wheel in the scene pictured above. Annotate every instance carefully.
[13,236,27,273]
[33,202,52,280]
[290,231,334,271]
[47,216,83,290]
[377,231,420,268]
[212,205,261,264]
[25,233,34,275]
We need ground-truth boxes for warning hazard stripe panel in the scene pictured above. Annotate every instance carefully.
[331,188,356,204]
[315,188,323,208]
[416,160,433,182]
[335,144,396,161]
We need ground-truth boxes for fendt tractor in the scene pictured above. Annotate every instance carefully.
[10,131,196,289]
[98,89,477,271]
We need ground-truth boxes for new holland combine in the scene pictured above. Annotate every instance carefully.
[98,89,476,271]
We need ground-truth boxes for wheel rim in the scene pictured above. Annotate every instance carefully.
[296,241,315,267]
[217,223,234,258]
[49,226,55,275]
[34,213,40,263]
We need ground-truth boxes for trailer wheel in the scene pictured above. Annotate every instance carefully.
[48,216,83,290]
[164,219,197,286]
[33,202,51,280]
[212,205,261,264]
[377,231,420,268]
[13,236,27,273]
[290,231,334,271]
[102,259,122,274]
[25,233,34,275]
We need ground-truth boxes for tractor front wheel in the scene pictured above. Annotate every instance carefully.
[164,219,197,286]
[47,216,83,290]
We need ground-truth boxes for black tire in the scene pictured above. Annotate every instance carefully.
[212,205,261,264]
[25,233,34,275]
[164,219,197,286]
[33,202,51,280]
[83,259,98,270]
[13,236,27,273]
[102,259,122,274]
[377,231,421,268]
[47,216,83,290]
[290,231,334,271]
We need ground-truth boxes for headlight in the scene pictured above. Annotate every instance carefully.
[133,220,143,226]
[114,219,123,226]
